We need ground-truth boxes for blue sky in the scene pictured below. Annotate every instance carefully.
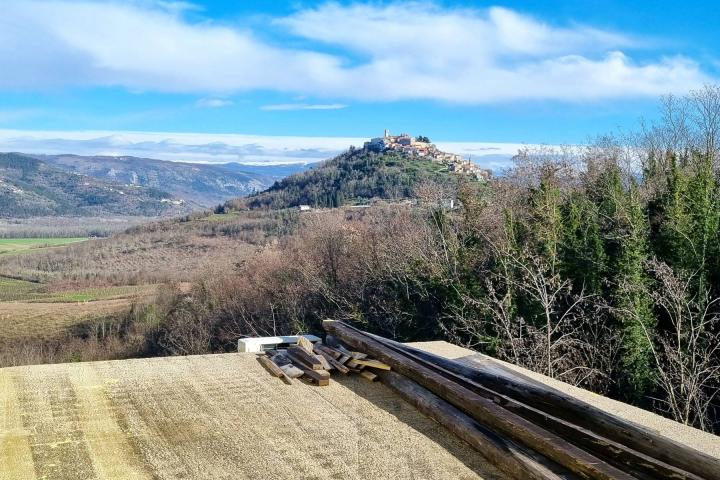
[0,0,718,165]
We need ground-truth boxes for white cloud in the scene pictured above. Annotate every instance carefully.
[0,128,530,168]
[195,98,234,108]
[0,1,711,102]
[260,103,348,111]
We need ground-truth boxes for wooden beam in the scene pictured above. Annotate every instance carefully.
[379,371,566,480]
[302,368,330,386]
[359,371,378,382]
[314,347,350,374]
[354,359,391,370]
[314,344,342,360]
[315,353,333,371]
[324,320,633,480]
[257,356,293,385]
[378,336,715,480]
[286,346,323,370]
[297,336,315,354]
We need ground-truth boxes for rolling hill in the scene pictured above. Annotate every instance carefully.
[0,153,190,218]
[39,154,273,207]
[238,147,464,210]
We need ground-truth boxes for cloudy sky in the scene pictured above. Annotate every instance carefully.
[0,0,718,166]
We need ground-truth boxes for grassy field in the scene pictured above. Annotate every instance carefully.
[0,277,39,302]
[0,298,139,342]
[0,274,158,342]
[0,237,87,256]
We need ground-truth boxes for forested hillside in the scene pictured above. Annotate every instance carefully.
[0,153,189,217]
[236,147,459,209]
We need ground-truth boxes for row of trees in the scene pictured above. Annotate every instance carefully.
[437,86,720,430]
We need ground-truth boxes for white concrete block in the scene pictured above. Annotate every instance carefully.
[237,334,321,353]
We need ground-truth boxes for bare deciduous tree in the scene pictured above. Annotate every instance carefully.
[640,260,720,431]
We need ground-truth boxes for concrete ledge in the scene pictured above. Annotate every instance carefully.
[237,334,321,353]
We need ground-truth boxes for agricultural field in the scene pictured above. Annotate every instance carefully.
[0,236,160,347]
[0,237,86,256]
[0,279,158,343]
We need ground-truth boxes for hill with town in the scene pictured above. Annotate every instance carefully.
[236,132,490,210]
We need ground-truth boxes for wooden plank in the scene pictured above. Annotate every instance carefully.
[359,371,378,382]
[378,336,712,480]
[337,354,351,365]
[324,320,634,480]
[280,364,304,378]
[297,336,315,354]
[270,352,292,367]
[314,347,350,374]
[257,356,293,385]
[345,359,364,370]
[314,344,342,360]
[354,359,391,370]
[315,353,333,371]
[379,371,566,480]
[302,368,330,386]
[286,346,323,370]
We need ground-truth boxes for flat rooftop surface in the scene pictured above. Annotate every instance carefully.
[2,341,718,479]
[1,347,500,480]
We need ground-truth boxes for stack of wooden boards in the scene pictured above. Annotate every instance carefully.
[323,320,720,480]
[256,334,391,387]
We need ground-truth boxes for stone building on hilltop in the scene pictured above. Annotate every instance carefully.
[365,130,492,181]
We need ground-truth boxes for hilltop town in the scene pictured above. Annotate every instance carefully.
[365,130,491,181]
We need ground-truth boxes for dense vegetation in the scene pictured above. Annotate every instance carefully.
[237,147,457,209]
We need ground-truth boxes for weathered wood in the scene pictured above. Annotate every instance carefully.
[270,352,292,367]
[302,368,330,386]
[257,356,293,385]
[359,371,378,382]
[379,371,567,480]
[314,347,350,374]
[286,346,323,370]
[378,336,718,480]
[324,334,342,348]
[324,320,633,480]
[375,337,702,480]
[346,359,364,369]
[314,344,342,360]
[297,335,315,354]
[354,359,391,370]
[315,353,333,371]
[280,364,304,378]
[337,354,351,365]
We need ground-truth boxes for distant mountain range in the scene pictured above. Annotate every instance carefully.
[0,152,312,218]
